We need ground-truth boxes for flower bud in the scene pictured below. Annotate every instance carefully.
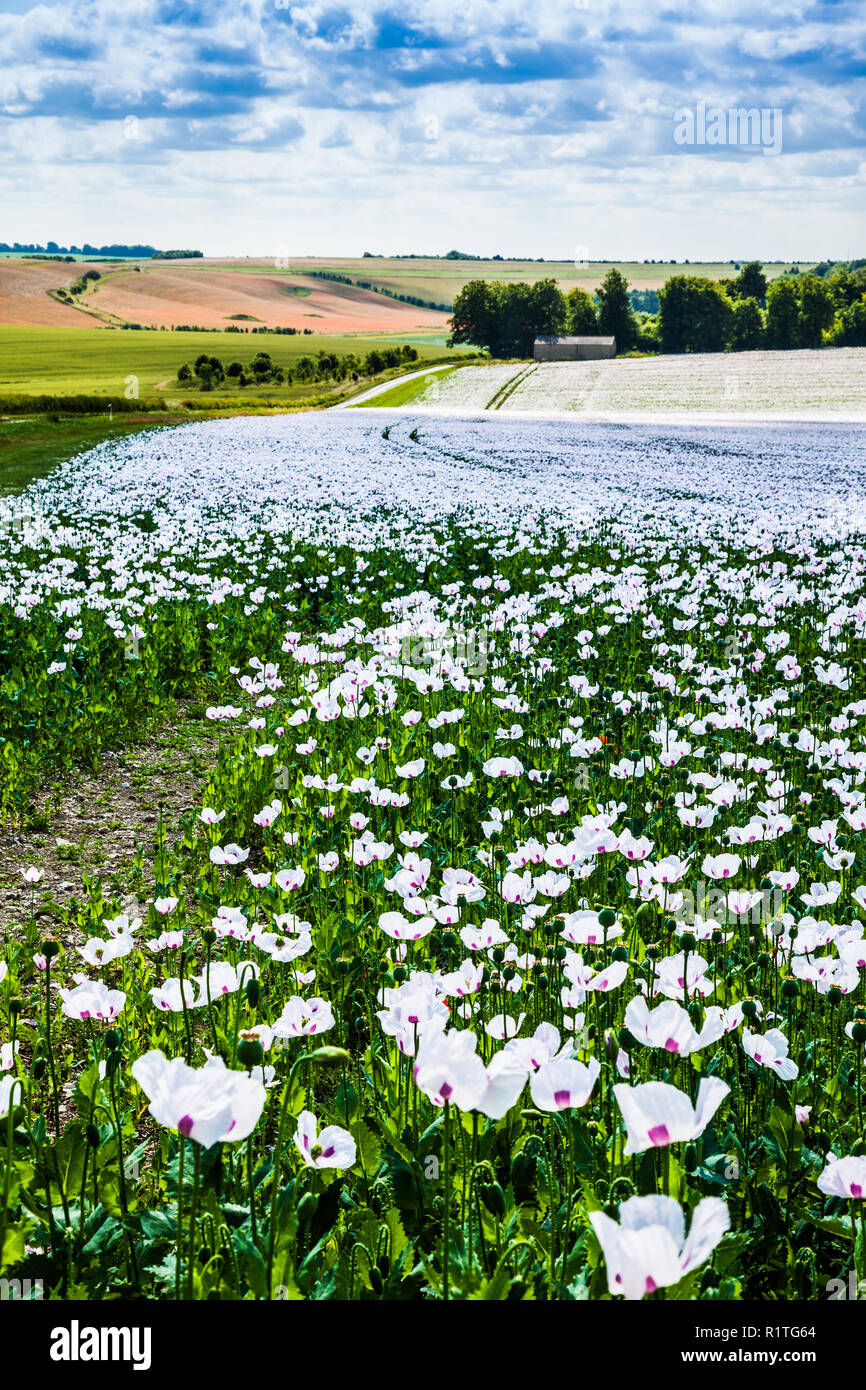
[245,977,261,1008]
[306,1046,351,1067]
[298,1191,317,1223]
[480,1182,506,1218]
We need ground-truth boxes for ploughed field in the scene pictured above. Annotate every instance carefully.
[2,413,866,1302]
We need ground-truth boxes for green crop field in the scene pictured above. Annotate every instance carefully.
[280,256,807,307]
[0,326,459,399]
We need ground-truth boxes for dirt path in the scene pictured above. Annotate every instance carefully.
[0,699,230,942]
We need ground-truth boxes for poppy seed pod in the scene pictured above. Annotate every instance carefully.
[201,928,216,946]
[598,907,617,929]
[105,1028,123,1051]
[781,978,799,1000]
[8,997,23,1015]
[41,939,61,961]
[827,986,843,1007]
[851,1021,866,1045]
[757,952,771,970]
[680,931,697,953]
[237,1035,264,1069]
[854,1007,866,1021]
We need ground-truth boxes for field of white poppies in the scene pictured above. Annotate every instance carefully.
[400,347,866,417]
[2,411,866,1303]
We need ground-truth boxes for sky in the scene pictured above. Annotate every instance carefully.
[0,0,863,261]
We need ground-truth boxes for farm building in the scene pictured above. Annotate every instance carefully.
[534,336,616,361]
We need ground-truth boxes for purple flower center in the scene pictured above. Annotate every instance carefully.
[664,1038,679,1053]
[648,1123,670,1146]
[439,1082,453,1100]
[178,1115,194,1138]
[554,1089,571,1108]
[852,1183,863,1198]
[645,1276,658,1294]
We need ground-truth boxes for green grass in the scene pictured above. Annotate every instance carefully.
[0,326,457,399]
[352,365,461,408]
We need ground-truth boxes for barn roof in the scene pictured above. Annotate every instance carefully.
[534,336,616,346]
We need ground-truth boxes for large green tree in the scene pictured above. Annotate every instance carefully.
[657,276,734,353]
[596,268,637,350]
[728,261,768,305]
[730,297,764,351]
[449,277,566,357]
[765,279,803,349]
[797,274,836,349]
[449,280,503,355]
[565,286,599,335]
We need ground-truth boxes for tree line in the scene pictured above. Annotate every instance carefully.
[448,261,866,357]
[177,344,419,391]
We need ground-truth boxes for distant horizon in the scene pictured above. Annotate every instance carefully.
[0,244,833,266]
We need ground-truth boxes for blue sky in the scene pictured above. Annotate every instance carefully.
[0,0,863,259]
